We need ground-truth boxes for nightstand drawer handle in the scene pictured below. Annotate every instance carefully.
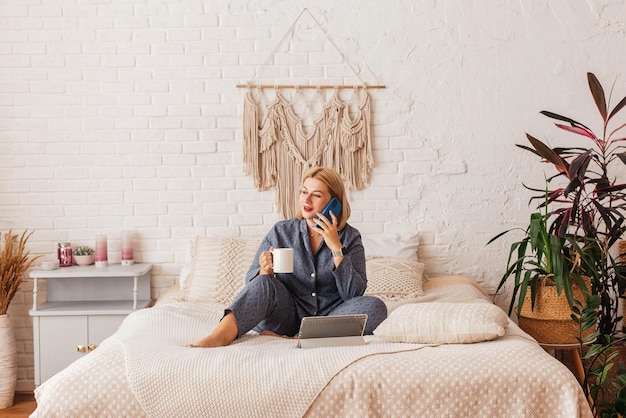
[88,344,96,352]
[77,345,86,353]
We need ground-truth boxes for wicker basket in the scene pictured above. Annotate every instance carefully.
[517,277,590,345]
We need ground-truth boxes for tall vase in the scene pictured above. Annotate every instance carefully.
[0,314,17,409]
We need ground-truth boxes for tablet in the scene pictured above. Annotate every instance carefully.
[296,314,368,348]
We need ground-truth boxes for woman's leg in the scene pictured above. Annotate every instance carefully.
[190,275,298,347]
[232,275,300,337]
[328,296,388,335]
[189,311,238,348]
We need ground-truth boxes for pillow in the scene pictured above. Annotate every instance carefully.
[365,257,425,301]
[373,302,508,344]
[183,236,261,305]
[177,242,193,289]
[361,231,419,261]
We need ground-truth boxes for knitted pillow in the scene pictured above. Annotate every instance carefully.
[365,257,425,301]
[373,302,509,344]
[182,236,261,305]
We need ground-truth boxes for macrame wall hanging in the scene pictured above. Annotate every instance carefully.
[237,8,385,219]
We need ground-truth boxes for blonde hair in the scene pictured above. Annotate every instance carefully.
[296,167,351,229]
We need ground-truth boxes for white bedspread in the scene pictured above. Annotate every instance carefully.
[31,278,593,418]
[116,301,432,418]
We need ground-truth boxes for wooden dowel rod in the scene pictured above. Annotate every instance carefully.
[235,84,385,89]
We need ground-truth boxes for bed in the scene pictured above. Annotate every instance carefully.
[30,235,593,418]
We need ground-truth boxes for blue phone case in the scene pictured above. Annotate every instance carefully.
[315,197,342,228]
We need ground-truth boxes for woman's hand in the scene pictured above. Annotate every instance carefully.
[315,211,343,256]
[259,246,274,275]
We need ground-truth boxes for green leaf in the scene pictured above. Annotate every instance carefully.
[585,343,606,358]
[487,228,519,245]
[582,331,600,343]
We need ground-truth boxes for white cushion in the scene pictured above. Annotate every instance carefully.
[183,236,261,305]
[373,302,508,344]
[177,242,193,289]
[365,257,425,301]
[361,231,419,261]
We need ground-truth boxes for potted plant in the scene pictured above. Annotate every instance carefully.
[517,72,626,338]
[0,230,41,409]
[493,72,626,416]
[73,245,95,266]
[489,197,589,344]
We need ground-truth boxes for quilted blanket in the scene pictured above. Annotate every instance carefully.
[116,302,433,417]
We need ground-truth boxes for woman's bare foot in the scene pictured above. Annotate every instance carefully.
[259,330,297,339]
[188,311,239,348]
[188,334,232,348]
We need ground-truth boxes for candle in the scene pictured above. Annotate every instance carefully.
[121,230,134,266]
[95,234,108,268]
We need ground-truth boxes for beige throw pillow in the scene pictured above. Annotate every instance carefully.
[183,236,261,305]
[361,231,419,261]
[373,302,508,344]
[365,257,425,301]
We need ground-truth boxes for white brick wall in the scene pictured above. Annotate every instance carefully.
[2,0,625,391]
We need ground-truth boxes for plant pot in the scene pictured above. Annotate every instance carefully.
[0,314,17,409]
[74,255,95,266]
[517,277,592,345]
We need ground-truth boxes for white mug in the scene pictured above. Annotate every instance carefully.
[271,248,294,273]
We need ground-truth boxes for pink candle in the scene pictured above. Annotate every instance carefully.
[95,234,108,268]
[121,231,134,265]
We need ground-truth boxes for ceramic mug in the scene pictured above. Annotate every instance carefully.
[271,248,294,273]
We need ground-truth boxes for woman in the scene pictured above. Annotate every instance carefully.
[190,166,387,347]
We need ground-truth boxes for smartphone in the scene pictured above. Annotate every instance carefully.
[315,197,342,228]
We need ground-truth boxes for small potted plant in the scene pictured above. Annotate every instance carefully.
[73,246,95,266]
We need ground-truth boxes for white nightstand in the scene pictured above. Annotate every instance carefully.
[29,263,152,386]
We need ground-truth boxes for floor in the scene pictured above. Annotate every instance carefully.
[1,393,36,418]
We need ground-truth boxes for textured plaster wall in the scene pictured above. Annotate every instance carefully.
[2,0,626,391]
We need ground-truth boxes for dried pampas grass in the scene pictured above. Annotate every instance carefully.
[0,230,41,315]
